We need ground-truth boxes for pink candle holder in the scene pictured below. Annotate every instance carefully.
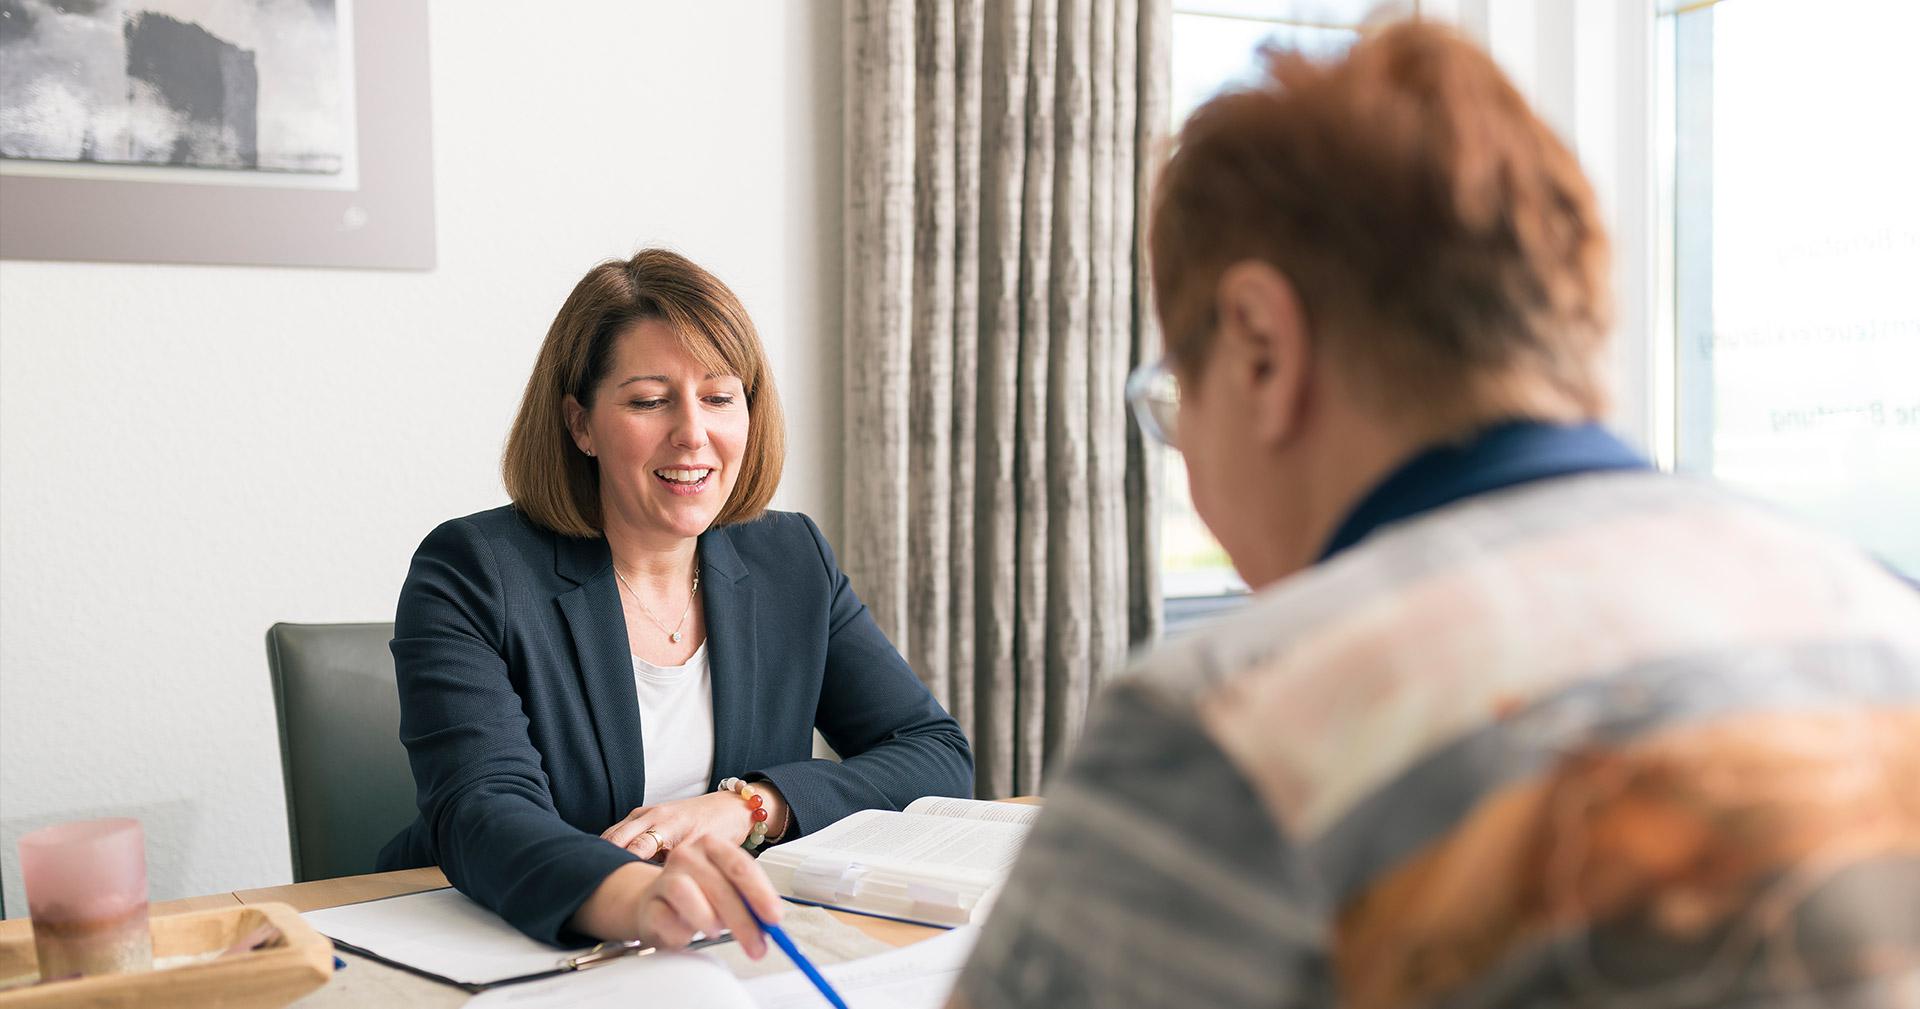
[17,818,153,980]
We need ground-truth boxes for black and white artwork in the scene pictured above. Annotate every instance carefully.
[0,0,348,174]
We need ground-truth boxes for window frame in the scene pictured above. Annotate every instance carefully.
[1156,2,1680,629]
[1158,2,1381,625]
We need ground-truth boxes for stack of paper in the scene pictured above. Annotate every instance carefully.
[755,796,1038,926]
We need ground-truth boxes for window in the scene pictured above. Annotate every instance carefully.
[1162,2,1381,600]
[1658,0,1920,576]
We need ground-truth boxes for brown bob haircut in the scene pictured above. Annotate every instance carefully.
[1150,19,1612,429]
[503,249,786,537]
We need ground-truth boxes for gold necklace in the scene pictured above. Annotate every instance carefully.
[614,565,700,643]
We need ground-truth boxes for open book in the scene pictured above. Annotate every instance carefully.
[756,797,1038,928]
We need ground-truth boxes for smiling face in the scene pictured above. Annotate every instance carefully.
[565,318,750,546]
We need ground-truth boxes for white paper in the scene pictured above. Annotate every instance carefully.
[763,810,1029,880]
[744,926,980,1009]
[468,952,755,1008]
[699,904,895,980]
[902,796,1042,825]
[301,887,592,986]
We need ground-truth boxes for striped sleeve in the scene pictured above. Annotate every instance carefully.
[955,681,1327,1009]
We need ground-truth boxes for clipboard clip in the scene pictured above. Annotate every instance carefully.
[562,939,655,970]
[560,930,735,971]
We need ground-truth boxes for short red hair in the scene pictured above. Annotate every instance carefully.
[1150,19,1612,429]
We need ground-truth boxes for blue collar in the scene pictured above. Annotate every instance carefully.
[1317,420,1651,563]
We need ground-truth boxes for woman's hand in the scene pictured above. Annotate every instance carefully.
[601,782,789,860]
[567,836,785,957]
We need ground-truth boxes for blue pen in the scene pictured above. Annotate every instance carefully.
[744,901,850,1009]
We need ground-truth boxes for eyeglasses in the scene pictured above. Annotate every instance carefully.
[1125,356,1181,449]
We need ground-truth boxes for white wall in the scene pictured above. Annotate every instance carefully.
[0,0,844,910]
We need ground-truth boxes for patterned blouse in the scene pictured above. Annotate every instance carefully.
[957,453,1920,1007]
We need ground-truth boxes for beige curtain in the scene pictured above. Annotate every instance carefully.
[843,0,1169,798]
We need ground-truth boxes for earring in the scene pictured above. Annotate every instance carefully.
[585,447,595,458]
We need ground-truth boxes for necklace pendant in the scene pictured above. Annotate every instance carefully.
[670,631,683,643]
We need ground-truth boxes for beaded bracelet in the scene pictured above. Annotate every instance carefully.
[718,777,779,850]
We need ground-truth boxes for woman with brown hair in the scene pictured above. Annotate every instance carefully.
[378,249,972,950]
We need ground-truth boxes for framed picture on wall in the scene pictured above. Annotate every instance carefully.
[0,0,434,270]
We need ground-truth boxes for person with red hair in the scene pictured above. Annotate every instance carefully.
[952,19,1920,1009]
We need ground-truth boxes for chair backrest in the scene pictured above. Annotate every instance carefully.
[265,622,416,882]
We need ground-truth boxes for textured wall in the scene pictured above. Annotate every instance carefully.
[0,0,844,910]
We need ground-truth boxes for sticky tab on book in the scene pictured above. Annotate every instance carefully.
[907,883,969,926]
[793,859,867,904]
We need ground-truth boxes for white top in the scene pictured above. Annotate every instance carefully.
[632,642,716,806]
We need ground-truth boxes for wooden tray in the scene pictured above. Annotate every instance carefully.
[0,902,332,1009]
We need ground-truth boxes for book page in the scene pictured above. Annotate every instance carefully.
[766,810,1027,879]
[759,808,1035,925]
[903,796,1041,825]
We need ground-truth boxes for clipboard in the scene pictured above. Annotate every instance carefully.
[300,886,732,994]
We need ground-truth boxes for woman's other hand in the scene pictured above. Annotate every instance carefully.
[601,782,789,860]
[566,836,785,956]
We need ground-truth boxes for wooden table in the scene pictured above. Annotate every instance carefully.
[160,865,945,947]
[141,796,1040,1005]
[128,867,940,1006]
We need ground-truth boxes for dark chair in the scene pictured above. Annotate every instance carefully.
[265,622,416,882]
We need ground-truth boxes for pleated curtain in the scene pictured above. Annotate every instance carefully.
[843,0,1170,798]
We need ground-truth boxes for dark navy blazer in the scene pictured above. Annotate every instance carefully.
[376,506,973,944]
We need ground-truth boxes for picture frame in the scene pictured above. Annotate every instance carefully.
[0,0,434,270]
